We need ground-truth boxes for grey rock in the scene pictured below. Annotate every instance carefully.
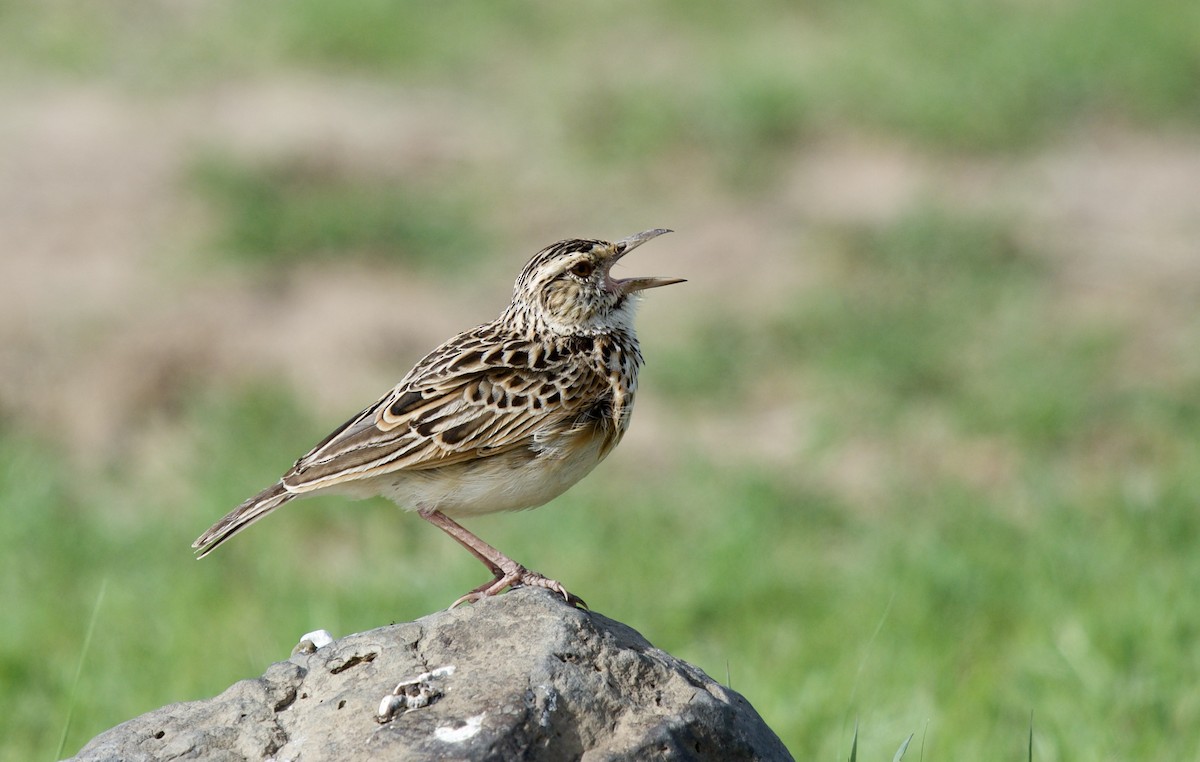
[72,588,792,761]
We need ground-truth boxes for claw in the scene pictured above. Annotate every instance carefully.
[447,566,586,610]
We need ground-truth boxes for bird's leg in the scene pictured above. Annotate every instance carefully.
[419,509,586,609]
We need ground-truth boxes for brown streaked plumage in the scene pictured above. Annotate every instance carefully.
[193,229,681,608]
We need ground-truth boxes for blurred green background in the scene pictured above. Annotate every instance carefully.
[3,1,1200,758]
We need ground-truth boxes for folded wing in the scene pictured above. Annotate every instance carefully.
[281,332,607,492]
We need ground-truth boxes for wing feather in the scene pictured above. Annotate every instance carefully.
[281,326,609,492]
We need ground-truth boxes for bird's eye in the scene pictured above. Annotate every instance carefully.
[569,261,595,279]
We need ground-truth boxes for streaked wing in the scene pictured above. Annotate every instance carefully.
[281,328,607,492]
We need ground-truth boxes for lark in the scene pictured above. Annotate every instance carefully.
[193,229,682,607]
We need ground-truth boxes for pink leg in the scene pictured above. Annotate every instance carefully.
[419,509,586,609]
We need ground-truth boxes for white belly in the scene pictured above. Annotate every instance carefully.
[339,430,612,517]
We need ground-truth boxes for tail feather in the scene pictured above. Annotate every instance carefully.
[193,482,295,559]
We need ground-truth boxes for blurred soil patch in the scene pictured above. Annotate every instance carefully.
[3,81,1199,482]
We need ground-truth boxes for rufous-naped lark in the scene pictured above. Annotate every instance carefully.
[193,229,681,607]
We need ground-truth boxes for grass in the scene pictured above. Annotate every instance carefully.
[55,579,105,760]
[3,0,1198,152]
[190,155,487,273]
[3,0,1200,759]
[815,0,1200,148]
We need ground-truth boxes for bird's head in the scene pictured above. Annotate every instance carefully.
[511,229,682,335]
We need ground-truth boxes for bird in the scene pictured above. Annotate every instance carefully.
[192,229,682,608]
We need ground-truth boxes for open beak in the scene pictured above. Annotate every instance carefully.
[607,228,685,295]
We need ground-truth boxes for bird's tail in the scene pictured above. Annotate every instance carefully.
[192,482,295,559]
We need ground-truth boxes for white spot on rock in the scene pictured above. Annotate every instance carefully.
[426,664,456,679]
[434,714,484,743]
[300,630,334,649]
[534,685,558,727]
[375,665,456,723]
[293,629,334,655]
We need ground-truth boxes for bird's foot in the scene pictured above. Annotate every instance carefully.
[449,564,587,610]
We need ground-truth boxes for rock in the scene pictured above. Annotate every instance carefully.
[71,588,792,761]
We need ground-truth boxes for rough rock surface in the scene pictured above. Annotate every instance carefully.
[72,588,792,761]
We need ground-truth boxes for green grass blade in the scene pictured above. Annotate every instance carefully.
[893,733,914,762]
[55,578,107,760]
[1028,711,1034,762]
